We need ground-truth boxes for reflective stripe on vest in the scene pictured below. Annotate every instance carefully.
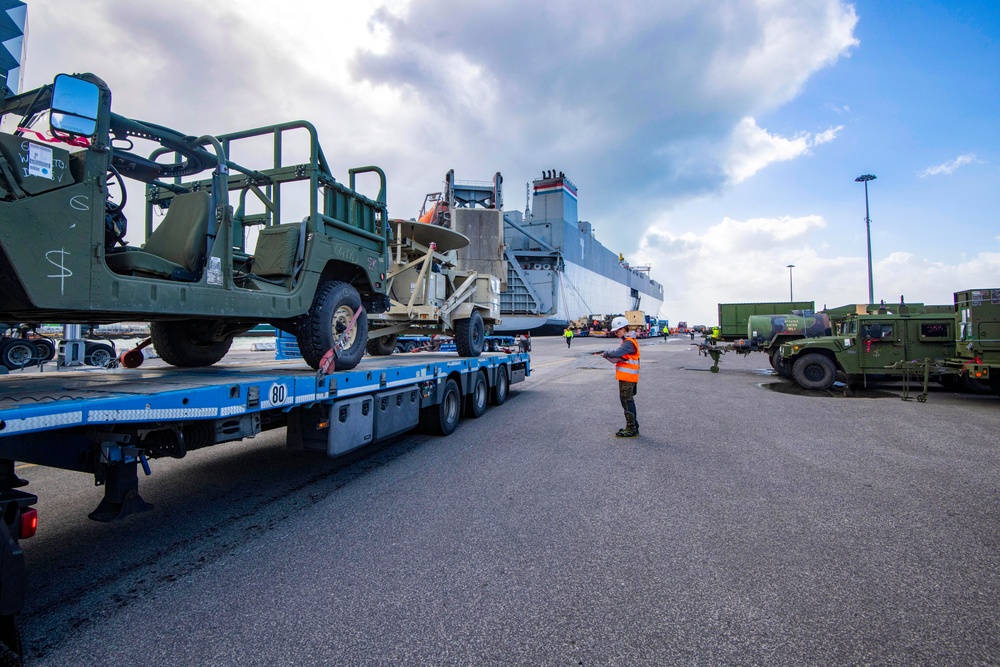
[615,339,640,382]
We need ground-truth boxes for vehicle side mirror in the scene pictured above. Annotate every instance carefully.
[50,74,100,137]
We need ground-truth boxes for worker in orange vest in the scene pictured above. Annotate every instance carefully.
[600,316,640,438]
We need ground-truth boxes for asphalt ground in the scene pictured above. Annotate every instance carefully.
[12,335,1000,666]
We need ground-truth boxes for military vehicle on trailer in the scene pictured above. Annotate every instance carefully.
[0,73,494,371]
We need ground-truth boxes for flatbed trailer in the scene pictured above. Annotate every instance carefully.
[0,350,528,659]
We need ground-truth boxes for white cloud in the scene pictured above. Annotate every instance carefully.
[724,118,844,184]
[635,216,1000,324]
[920,154,982,177]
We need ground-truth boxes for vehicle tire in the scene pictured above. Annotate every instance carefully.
[465,371,488,418]
[150,321,233,367]
[420,377,461,436]
[402,340,416,353]
[770,349,791,378]
[0,613,22,666]
[85,341,116,367]
[297,280,368,371]
[792,353,837,390]
[490,365,509,405]
[33,338,56,362]
[366,333,398,356]
[0,338,38,369]
[454,310,485,357]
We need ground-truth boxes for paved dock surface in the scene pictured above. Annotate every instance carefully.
[14,335,1000,665]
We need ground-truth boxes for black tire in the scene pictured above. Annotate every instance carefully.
[770,349,791,378]
[0,338,38,369]
[490,365,509,405]
[465,371,488,418]
[420,378,461,436]
[403,341,417,352]
[366,333,398,356]
[0,613,22,667]
[84,341,116,367]
[454,310,485,357]
[792,353,837,390]
[32,338,56,362]
[297,280,368,371]
[150,321,233,367]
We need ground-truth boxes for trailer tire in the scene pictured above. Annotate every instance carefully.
[792,353,836,390]
[454,310,485,357]
[420,378,461,436]
[33,338,56,362]
[465,371,488,418]
[490,365,509,405]
[366,333,398,356]
[151,321,233,367]
[297,280,368,371]
[0,339,37,369]
[85,341,116,367]
[0,613,20,667]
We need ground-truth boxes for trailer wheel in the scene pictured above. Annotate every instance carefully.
[770,349,791,378]
[0,339,37,369]
[792,353,836,390]
[297,280,368,371]
[366,333,398,356]
[465,370,488,418]
[0,614,21,666]
[85,341,116,367]
[454,310,485,357]
[490,365,509,405]
[30,338,56,362]
[421,378,461,436]
[151,321,233,367]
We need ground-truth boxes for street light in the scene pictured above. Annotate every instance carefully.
[787,264,795,302]
[855,173,877,305]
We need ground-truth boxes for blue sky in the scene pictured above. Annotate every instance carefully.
[19,0,1000,324]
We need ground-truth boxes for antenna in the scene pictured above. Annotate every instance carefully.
[524,182,531,219]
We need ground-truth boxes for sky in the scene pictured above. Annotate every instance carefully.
[17,0,1000,325]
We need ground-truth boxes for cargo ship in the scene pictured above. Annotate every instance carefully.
[494,171,664,335]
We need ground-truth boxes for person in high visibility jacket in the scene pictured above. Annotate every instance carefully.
[564,326,574,348]
[600,316,640,438]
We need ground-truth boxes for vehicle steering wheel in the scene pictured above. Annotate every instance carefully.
[106,164,127,213]
[109,113,218,182]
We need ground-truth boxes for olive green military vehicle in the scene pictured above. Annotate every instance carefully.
[0,73,393,370]
[778,303,956,390]
[947,288,1000,395]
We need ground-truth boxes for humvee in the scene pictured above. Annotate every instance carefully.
[0,73,393,370]
[778,305,956,390]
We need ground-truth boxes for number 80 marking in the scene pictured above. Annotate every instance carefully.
[268,382,289,406]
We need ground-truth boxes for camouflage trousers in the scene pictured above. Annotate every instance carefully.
[618,380,638,432]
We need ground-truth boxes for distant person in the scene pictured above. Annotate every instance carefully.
[564,326,574,348]
[600,317,640,438]
[689,330,695,340]
[662,325,669,337]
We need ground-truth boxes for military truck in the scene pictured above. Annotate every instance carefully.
[697,311,831,374]
[0,72,402,371]
[778,303,957,390]
[945,288,1000,395]
[717,301,816,340]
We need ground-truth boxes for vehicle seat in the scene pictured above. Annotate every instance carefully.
[106,191,211,281]
[249,221,306,286]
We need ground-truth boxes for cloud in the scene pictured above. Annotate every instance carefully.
[920,154,982,177]
[634,216,1000,324]
[724,117,844,184]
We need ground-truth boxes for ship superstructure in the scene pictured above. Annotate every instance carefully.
[496,171,664,334]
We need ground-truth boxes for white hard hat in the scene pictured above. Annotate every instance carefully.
[610,316,629,332]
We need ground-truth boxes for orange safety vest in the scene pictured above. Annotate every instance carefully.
[615,338,640,382]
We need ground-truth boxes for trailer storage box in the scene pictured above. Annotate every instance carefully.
[328,396,374,456]
[374,387,420,440]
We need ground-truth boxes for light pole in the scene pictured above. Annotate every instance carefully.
[786,264,795,302]
[855,174,877,305]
